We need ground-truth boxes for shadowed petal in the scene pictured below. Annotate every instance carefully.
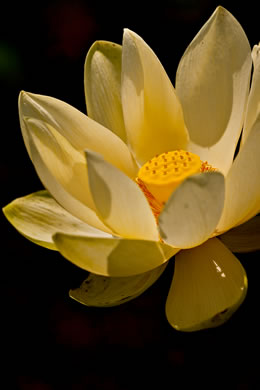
[219,215,260,253]
[53,233,178,277]
[166,238,247,331]
[69,263,168,307]
[176,6,251,174]
[159,172,225,248]
[217,117,260,233]
[85,41,127,142]
[242,44,260,145]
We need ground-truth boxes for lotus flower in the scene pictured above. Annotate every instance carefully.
[3,6,260,331]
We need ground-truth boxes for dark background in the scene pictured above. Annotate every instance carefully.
[1,1,260,389]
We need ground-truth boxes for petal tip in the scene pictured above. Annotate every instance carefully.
[123,28,140,45]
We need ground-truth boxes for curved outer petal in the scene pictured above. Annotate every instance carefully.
[159,172,225,248]
[216,116,260,233]
[242,44,260,145]
[166,238,247,332]
[19,91,137,179]
[24,117,96,211]
[24,126,113,233]
[69,263,168,307]
[3,191,111,250]
[219,215,260,253]
[121,29,188,165]
[85,41,127,143]
[86,150,159,240]
[176,6,252,174]
[53,233,178,277]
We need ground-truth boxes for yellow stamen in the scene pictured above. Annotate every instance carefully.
[136,150,216,221]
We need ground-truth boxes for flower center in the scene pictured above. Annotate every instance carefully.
[136,150,216,220]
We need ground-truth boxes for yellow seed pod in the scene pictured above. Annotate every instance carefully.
[137,150,201,204]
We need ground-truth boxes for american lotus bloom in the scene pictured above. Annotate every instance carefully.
[3,7,260,331]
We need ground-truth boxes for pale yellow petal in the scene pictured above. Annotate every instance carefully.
[2,191,111,250]
[85,41,127,142]
[159,172,225,248]
[25,127,113,233]
[242,44,260,145]
[69,263,167,307]
[176,6,252,174]
[121,29,188,165]
[24,117,95,211]
[19,91,137,178]
[166,238,247,332]
[219,215,260,253]
[86,150,159,240]
[53,233,178,277]
[217,117,260,233]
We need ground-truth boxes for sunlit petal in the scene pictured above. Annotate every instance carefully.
[53,233,178,277]
[3,191,111,250]
[86,150,159,240]
[24,117,95,211]
[219,215,260,253]
[122,29,188,165]
[69,263,168,307]
[176,6,252,174]
[166,238,247,331]
[85,41,127,142]
[25,127,113,233]
[159,172,225,248]
[217,117,260,232]
[19,91,137,178]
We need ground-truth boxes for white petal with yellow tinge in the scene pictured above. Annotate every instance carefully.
[159,172,225,248]
[53,233,178,277]
[217,116,260,233]
[23,117,96,211]
[22,124,112,232]
[176,6,252,174]
[19,91,137,179]
[3,191,111,250]
[86,149,159,240]
[121,29,188,165]
[85,41,127,143]
[242,44,260,145]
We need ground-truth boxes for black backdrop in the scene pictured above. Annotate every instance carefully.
[1,1,260,389]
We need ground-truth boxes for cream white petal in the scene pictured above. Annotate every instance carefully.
[242,44,260,145]
[219,215,260,253]
[159,172,225,248]
[85,41,127,142]
[166,238,247,332]
[3,191,111,250]
[19,91,137,178]
[53,233,178,277]
[217,117,260,233]
[69,263,168,307]
[86,150,159,240]
[121,29,188,165]
[176,6,252,174]
[25,126,113,233]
